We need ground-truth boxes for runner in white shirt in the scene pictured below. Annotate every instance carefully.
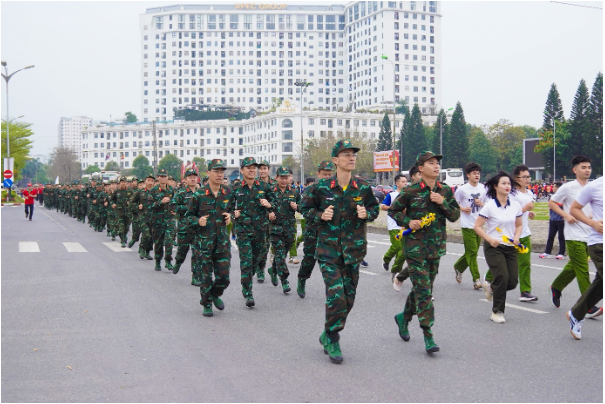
[381,175,408,284]
[567,176,604,338]
[548,156,601,317]
[474,171,523,324]
[507,165,538,302]
[453,162,487,290]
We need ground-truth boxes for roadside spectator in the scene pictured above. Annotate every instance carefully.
[23,183,38,221]
[540,182,566,259]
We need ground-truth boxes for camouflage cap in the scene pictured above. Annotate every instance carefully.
[201,175,209,182]
[184,168,199,177]
[416,150,442,166]
[131,177,138,181]
[317,160,335,171]
[331,139,360,157]
[276,166,291,176]
[145,173,155,180]
[119,176,127,182]
[157,168,168,177]
[258,159,270,168]
[208,159,226,171]
[240,157,258,168]
[138,178,146,184]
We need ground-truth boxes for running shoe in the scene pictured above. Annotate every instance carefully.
[360,260,369,268]
[539,253,551,259]
[585,306,603,319]
[550,285,561,308]
[519,292,538,302]
[393,277,403,292]
[473,279,482,290]
[382,261,389,271]
[555,255,564,260]
[483,280,493,302]
[454,269,462,284]
[566,310,583,339]
[490,311,505,324]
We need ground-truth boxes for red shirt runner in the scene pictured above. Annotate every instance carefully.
[23,189,38,205]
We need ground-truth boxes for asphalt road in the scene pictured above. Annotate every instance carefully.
[1,205,602,403]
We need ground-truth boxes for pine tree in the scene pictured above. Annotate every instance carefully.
[542,83,565,131]
[469,128,497,178]
[407,104,427,165]
[377,113,392,151]
[567,79,591,161]
[431,109,449,157]
[399,107,414,170]
[588,72,603,176]
[447,102,468,168]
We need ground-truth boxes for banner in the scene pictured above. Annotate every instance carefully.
[373,150,399,172]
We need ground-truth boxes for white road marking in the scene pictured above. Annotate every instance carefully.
[63,242,87,253]
[19,242,40,252]
[103,242,133,252]
[360,269,378,276]
[479,299,549,314]
[39,208,74,234]
[367,240,393,246]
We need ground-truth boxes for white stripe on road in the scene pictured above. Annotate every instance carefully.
[360,269,378,276]
[103,242,133,252]
[19,242,40,252]
[479,299,549,314]
[367,240,394,246]
[63,242,87,253]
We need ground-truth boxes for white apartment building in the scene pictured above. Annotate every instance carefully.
[80,108,436,181]
[139,1,442,122]
[58,116,93,154]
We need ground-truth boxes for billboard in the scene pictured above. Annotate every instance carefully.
[523,138,544,170]
[373,150,399,172]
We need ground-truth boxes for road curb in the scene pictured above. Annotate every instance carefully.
[1,203,23,206]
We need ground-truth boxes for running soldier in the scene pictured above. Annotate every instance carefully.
[301,139,380,364]
[130,174,155,260]
[128,179,146,248]
[256,159,277,282]
[149,169,176,270]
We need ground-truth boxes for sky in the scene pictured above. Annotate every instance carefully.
[1,0,603,160]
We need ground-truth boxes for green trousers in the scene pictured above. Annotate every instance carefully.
[572,244,603,321]
[552,240,590,294]
[289,218,306,257]
[486,236,531,293]
[454,228,482,282]
[384,229,406,273]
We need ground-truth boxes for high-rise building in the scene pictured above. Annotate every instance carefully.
[139,1,442,122]
[58,116,92,154]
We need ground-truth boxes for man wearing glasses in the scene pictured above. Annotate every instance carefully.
[301,139,380,364]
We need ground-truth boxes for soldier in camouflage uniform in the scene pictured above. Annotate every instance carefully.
[99,182,112,234]
[170,168,200,284]
[266,166,301,293]
[297,160,335,298]
[301,139,380,364]
[105,181,118,239]
[78,182,88,223]
[185,159,234,317]
[255,159,277,282]
[130,174,155,260]
[110,177,132,247]
[232,157,275,307]
[389,151,460,354]
[148,169,176,270]
[127,179,146,248]
[85,177,97,226]
[89,180,102,231]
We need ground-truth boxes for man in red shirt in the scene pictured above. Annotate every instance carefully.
[37,184,44,206]
[23,183,38,221]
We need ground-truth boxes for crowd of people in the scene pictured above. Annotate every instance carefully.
[31,140,602,364]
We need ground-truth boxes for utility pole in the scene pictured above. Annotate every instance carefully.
[152,120,158,176]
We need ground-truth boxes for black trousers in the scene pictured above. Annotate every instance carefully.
[572,244,603,321]
[544,220,565,255]
[484,243,518,314]
[25,204,34,220]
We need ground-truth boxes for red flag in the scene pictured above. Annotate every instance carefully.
[180,162,186,181]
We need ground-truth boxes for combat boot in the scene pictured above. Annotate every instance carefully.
[165,261,174,271]
[111,235,116,241]
[245,297,255,307]
[106,231,111,237]
[323,333,343,364]
[424,336,440,353]
[172,262,181,274]
[155,260,162,271]
[213,296,225,311]
[128,239,136,248]
[191,275,201,286]
[145,252,153,260]
[121,240,126,248]
[297,278,306,298]
[202,305,213,317]
[257,271,265,283]
[268,267,278,286]
[394,313,410,341]
[282,279,291,294]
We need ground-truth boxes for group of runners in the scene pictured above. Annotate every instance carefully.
[35,140,602,363]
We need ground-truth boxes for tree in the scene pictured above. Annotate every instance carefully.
[376,113,393,151]
[567,79,591,160]
[468,127,497,179]
[158,153,183,179]
[125,112,138,123]
[446,101,468,168]
[104,160,120,171]
[398,107,415,170]
[1,120,34,179]
[484,119,527,173]
[21,158,50,184]
[395,99,409,114]
[588,72,603,176]
[535,121,571,180]
[192,157,207,172]
[132,154,153,179]
[542,83,565,131]
[430,108,449,157]
[405,104,427,168]
[84,165,101,174]
[49,147,80,183]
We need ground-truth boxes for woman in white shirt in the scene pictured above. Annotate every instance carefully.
[474,171,523,324]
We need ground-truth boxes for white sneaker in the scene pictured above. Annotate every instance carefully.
[555,255,564,260]
[490,311,505,324]
[473,279,482,290]
[483,280,493,302]
[454,269,462,284]
[539,253,551,259]
[566,310,583,340]
[393,277,402,292]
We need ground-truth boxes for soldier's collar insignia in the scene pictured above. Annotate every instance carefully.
[205,188,210,196]
[352,180,358,189]
[436,181,443,189]
[220,187,226,195]
[254,180,260,186]
[420,181,426,189]
[330,179,336,188]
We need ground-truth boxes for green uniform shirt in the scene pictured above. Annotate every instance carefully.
[231,179,275,234]
[185,184,234,252]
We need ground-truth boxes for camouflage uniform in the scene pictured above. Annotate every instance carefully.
[130,175,155,259]
[388,151,460,343]
[267,167,302,292]
[301,140,380,353]
[148,169,176,268]
[128,179,145,247]
[78,184,88,222]
[185,159,234,312]
[110,177,133,247]
[170,169,199,279]
[256,160,277,281]
[232,157,276,303]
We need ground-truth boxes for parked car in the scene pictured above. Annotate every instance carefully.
[375,185,394,194]
[371,186,386,203]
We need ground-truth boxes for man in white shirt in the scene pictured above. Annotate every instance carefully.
[549,156,601,317]
[567,176,603,339]
[507,165,538,301]
[454,162,487,290]
[381,174,408,276]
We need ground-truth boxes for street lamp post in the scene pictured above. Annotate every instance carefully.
[2,61,35,201]
[294,80,312,185]
[553,118,556,181]
[439,107,454,169]
[380,55,397,185]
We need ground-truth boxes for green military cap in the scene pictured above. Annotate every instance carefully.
[131,177,138,181]
[168,175,174,181]
[331,139,360,157]
[145,173,155,180]
[416,150,442,166]
[184,168,198,177]
[258,159,270,167]
[202,175,209,182]
[208,159,226,171]
[157,169,168,177]
[119,176,127,182]
[138,178,145,184]
[232,178,241,185]
[240,157,258,168]
[317,160,335,171]
[276,166,291,176]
